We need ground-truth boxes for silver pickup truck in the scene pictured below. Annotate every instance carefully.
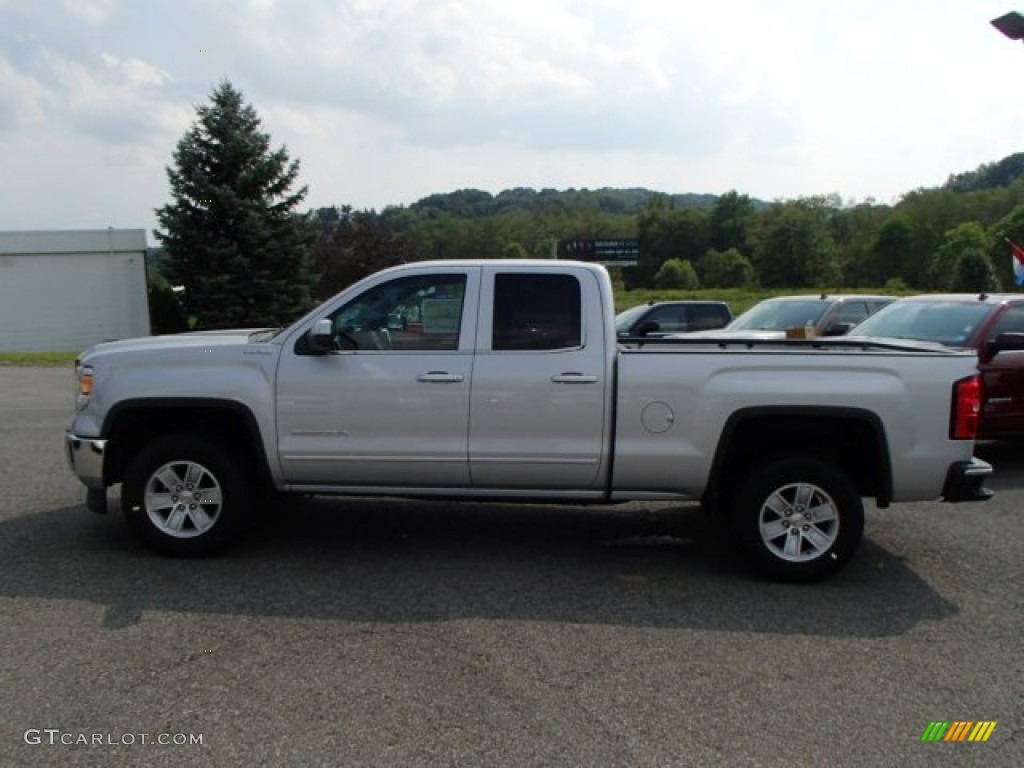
[66,260,993,582]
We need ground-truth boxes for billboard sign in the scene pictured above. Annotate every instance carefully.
[556,239,639,266]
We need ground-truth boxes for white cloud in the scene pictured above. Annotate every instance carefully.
[101,53,170,88]
[1,0,1023,233]
[0,55,48,130]
[60,0,115,23]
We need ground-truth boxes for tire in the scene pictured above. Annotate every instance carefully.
[121,433,250,557]
[730,457,864,583]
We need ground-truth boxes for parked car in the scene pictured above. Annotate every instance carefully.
[696,294,896,339]
[848,293,1024,439]
[615,300,732,337]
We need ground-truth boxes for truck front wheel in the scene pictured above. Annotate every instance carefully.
[121,434,249,557]
[731,457,864,583]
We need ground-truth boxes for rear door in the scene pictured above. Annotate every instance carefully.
[468,266,611,490]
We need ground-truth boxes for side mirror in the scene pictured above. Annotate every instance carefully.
[306,318,335,354]
[635,320,661,337]
[983,331,1024,363]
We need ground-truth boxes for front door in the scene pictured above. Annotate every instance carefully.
[980,303,1024,438]
[276,267,479,488]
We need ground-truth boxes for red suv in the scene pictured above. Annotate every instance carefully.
[850,293,1024,439]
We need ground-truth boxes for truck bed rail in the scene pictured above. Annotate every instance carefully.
[618,336,962,354]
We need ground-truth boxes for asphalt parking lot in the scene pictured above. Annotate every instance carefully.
[0,365,1021,767]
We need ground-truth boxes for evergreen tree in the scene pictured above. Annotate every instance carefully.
[155,80,315,329]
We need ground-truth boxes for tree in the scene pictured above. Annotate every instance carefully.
[532,237,557,259]
[928,222,990,291]
[987,204,1024,288]
[654,258,699,289]
[501,241,528,259]
[755,198,840,288]
[636,196,709,287]
[310,206,410,300]
[701,248,755,288]
[868,214,917,287]
[951,248,1000,292]
[155,80,315,329]
[832,200,890,287]
[709,190,757,255]
[945,152,1024,192]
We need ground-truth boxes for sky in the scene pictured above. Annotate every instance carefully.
[2,0,1024,239]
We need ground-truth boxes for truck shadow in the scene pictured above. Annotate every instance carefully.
[975,439,1024,490]
[0,496,957,637]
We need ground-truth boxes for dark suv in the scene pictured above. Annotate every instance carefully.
[850,293,1024,439]
[616,300,732,337]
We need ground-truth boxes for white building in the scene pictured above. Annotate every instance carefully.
[0,229,151,352]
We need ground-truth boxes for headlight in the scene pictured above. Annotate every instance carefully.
[76,362,94,407]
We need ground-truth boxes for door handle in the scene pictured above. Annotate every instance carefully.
[416,371,464,383]
[550,373,598,384]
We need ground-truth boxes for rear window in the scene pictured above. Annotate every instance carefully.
[492,273,582,350]
[688,304,730,331]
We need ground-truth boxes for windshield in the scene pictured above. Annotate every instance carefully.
[728,299,829,331]
[615,305,650,334]
[850,301,991,347]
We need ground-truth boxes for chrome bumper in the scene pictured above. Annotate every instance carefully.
[65,432,107,489]
[941,457,994,502]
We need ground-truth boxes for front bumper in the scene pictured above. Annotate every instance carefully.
[941,457,994,502]
[65,432,107,490]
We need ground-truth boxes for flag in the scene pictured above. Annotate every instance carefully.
[1009,238,1024,287]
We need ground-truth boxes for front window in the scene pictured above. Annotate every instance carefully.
[615,304,651,334]
[729,300,829,331]
[328,273,467,351]
[643,305,687,333]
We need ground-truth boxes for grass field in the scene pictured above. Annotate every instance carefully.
[0,351,78,367]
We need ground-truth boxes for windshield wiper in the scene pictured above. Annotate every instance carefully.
[248,328,281,342]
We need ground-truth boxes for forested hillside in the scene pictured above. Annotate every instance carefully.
[306,153,1024,299]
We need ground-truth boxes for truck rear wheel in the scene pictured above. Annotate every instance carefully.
[731,457,864,583]
[122,434,249,557]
